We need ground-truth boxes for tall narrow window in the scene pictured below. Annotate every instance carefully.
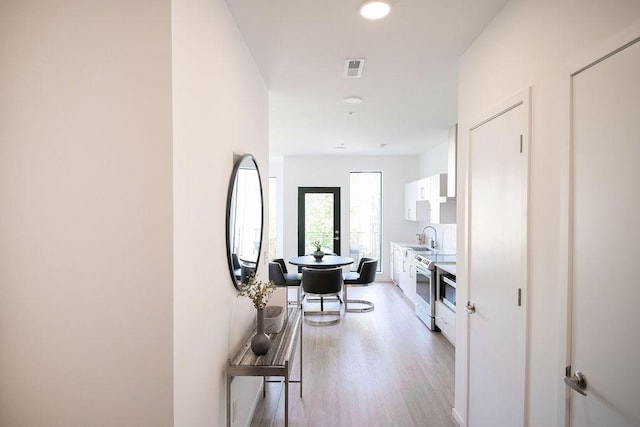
[349,171,382,271]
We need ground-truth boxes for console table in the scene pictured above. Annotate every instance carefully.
[227,307,302,426]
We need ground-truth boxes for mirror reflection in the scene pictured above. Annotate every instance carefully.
[226,154,264,289]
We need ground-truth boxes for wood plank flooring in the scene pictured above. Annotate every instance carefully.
[250,281,456,426]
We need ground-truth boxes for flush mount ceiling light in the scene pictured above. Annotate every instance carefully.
[359,1,391,20]
[344,96,363,104]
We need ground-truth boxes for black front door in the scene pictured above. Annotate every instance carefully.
[297,187,340,256]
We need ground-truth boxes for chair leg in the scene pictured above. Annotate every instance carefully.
[302,293,341,326]
[344,284,375,313]
[287,286,303,307]
[344,286,348,312]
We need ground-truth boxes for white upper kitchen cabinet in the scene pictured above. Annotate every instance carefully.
[405,173,456,223]
[417,177,430,201]
[416,200,431,222]
[404,180,419,220]
[430,199,456,224]
[430,173,448,201]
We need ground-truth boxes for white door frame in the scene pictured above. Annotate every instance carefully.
[464,87,531,426]
[557,21,640,427]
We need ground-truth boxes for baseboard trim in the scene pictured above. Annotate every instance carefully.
[452,407,465,426]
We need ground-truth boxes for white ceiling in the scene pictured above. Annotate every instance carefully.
[225,0,508,157]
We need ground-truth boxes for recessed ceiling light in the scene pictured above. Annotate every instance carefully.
[359,1,390,20]
[344,96,363,104]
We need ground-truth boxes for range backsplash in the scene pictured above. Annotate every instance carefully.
[415,223,457,253]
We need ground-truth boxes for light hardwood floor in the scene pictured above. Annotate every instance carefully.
[250,281,456,426]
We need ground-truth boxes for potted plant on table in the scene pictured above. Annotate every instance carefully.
[238,274,277,355]
[311,240,325,261]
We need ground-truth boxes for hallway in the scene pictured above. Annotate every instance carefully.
[251,282,456,426]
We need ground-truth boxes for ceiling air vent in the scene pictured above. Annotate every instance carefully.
[344,58,365,78]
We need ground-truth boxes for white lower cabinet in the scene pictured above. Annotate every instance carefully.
[391,244,417,304]
[391,243,402,285]
[400,255,416,302]
[398,250,409,293]
[389,243,395,283]
[435,301,455,346]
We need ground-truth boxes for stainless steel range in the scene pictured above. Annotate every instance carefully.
[413,251,455,330]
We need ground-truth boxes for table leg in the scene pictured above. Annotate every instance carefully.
[226,372,231,427]
[300,311,303,398]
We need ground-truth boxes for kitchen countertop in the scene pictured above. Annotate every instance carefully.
[391,241,456,264]
[390,241,432,250]
[436,263,456,276]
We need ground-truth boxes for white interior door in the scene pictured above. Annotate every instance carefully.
[467,97,528,426]
[567,37,640,426]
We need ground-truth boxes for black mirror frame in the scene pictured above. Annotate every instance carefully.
[226,154,264,290]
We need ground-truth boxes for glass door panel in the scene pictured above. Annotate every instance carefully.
[298,187,340,256]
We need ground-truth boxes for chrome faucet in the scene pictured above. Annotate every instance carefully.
[421,226,438,249]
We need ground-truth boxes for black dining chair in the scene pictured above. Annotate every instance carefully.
[231,253,242,281]
[269,259,303,306]
[301,267,343,326]
[343,257,378,313]
[240,264,256,285]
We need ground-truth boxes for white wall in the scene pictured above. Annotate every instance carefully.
[269,157,285,258]
[455,1,640,425]
[418,133,449,176]
[172,0,268,425]
[0,0,269,425]
[0,0,174,424]
[417,138,457,253]
[278,156,419,281]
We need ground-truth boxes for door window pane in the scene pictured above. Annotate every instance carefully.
[350,172,382,271]
[304,193,334,254]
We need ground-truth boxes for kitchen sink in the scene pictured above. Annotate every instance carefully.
[413,250,433,255]
[406,246,432,252]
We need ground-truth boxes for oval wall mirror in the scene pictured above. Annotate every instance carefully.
[226,154,264,290]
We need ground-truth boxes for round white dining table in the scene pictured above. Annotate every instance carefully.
[288,255,354,269]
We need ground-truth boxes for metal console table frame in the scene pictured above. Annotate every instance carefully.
[227,307,302,426]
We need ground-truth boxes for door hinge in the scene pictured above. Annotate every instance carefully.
[519,135,523,153]
[566,365,572,377]
[518,288,522,306]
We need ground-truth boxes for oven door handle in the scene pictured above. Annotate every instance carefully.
[416,267,430,276]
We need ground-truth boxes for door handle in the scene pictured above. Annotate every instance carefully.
[564,370,587,396]
[333,237,340,240]
[465,301,476,314]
